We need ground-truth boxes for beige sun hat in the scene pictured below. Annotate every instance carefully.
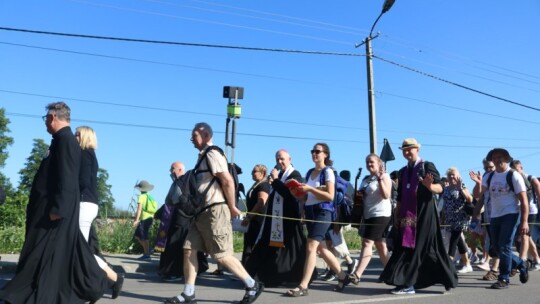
[399,138,421,150]
[135,180,154,192]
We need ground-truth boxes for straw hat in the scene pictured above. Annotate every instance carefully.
[399,138,421,150]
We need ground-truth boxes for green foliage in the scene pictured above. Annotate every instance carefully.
[0,107,14,192]
[0,225,25,253]
[97,168,115,217]
[0,190,28,228]
[233,231,244,252]
[0,108,14,169]
[18,138,49,195]
[95,218,138,254]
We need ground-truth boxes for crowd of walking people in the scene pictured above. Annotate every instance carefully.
[1,102,538,303]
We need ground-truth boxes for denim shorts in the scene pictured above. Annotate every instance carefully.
[304,204,333,242]
[134,218,153,240]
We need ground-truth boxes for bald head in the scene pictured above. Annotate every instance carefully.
[275,149,292,171]
[170,161,185,178]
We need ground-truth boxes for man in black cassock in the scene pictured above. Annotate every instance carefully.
[0,102,109,303]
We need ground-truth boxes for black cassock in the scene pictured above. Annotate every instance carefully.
[245,170,316,287]
[0,126,109,303]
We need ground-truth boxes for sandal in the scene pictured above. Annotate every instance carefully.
[210,269,224,276]
[286,286,308,297]
[482,270,498,281]
[333,274,351,292]
[349,273,360,285]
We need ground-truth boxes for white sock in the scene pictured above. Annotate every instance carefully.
[183,284,195,297]
[243,276,256,291]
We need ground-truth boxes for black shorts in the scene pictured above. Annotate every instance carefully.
[134,218,153,240]
[360,216,391,241]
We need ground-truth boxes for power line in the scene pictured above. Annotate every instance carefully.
[374,55,540,112]
[0,27,362,57]
[7,111,540,150]
[0,41,345,87]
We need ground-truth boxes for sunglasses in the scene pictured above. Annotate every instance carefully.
[310,149,323,155]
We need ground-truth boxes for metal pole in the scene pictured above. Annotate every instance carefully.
[366,37,377,154]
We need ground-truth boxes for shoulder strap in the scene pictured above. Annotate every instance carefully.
[486,171,495,189]
[305,168,314,182]
[506,169,515,193]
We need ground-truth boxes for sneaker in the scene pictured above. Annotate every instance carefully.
[457,264,473,274]
[322,270,336,282]
[520,265,529,284]
[347,259,359,274]
[390,286,415,295]
[490,280,509,289]
[470,254,480,264]
[240,281,264,304]
[137,255,151,261]
[534,263,540,271]
[162,276,183,282]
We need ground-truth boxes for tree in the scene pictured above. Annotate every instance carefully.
[18,138,49,195]
[97,168,115,217]
[0,108,14,192]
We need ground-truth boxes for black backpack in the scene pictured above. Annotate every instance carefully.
[173,146,238,218]
[486,169,533,200]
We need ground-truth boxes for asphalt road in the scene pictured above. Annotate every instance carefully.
[1,253,540,304]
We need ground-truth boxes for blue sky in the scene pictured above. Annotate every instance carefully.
[1,1,540,211]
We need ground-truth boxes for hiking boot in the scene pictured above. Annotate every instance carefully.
[240,281,264,304]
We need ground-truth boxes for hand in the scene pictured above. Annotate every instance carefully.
[49,213,61,221]
[469,170,482,184]
[520,222,529,236]
[229,206,242,218]
[132,219,140,228]
[420,173,434,188]
[270,168,279,180]
[457,177,464,190]
[241,217,250,227]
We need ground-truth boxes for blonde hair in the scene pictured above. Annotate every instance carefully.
[253,164,268,176]
[76,126,98,150]
[446,166,460,179]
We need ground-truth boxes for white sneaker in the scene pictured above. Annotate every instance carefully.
[390,286,415,295]
[534,263,540,271]
[457,264,473,274]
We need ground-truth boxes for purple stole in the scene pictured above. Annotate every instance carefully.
[154,204,173,252]
[399,160,423,249]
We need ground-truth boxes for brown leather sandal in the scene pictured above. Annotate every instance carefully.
[286,286,308,297]
[349,273,360,285]
[482,270,498,281]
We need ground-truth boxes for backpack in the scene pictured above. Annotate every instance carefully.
[143,193,158,215]
[174,146,238,218]
[306,167,354,224]
[486,169,533,200]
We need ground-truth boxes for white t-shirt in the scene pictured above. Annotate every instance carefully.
[305,167,335,207]
[360,173,392,219]
[482,168,526,218]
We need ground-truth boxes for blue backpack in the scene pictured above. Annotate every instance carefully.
[306,167,354,224]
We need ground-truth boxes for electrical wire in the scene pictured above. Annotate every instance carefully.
[0,27,362,57]
[374,55,540,112]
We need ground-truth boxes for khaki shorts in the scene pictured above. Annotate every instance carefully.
[184,203,233,259]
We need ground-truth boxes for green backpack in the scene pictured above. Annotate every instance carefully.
[144,193,158,215]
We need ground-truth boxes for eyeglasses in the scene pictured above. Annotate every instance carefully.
[252,170,260,173]
[75,132,80,137]
[484,166,495,170]
[42,114,52,122]
[310,149,323,155]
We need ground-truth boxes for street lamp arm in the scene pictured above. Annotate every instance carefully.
[369,12,384,38]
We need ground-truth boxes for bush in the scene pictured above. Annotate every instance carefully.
[0,225,25,253]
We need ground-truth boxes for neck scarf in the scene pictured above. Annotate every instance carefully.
[263,165,294,248]
[399,158,423,249]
